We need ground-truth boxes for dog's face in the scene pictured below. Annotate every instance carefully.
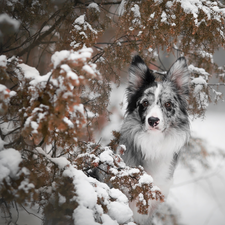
[127,56,190,134]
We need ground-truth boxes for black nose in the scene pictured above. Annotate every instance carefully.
[148,117,160,127]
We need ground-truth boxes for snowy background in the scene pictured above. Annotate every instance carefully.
[171,110,225,225]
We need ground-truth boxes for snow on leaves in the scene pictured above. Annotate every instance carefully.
[188,64,209,116]
[0,83,16,116]
[70,13,100,50]
[120,0,225,46]
[13,48,100,148]
[31,145,136,224]
[0,148,22,183]
[76,145,164,216]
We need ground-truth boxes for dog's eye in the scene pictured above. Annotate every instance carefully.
[142,100,149,108]
[165,102,172,111]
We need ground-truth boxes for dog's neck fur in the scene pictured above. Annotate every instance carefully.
[119,112,189,195]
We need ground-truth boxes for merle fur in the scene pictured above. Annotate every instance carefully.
[119,55,190,225]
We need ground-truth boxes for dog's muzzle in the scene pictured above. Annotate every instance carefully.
[148,117,160,127]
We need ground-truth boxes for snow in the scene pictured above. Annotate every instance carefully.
[168,111,225,225]
[29,72,50,86]
[74,171,98,208]
[120,144,126,151]
[82,64,96,76]
[33,150,132,224]
[188,64,209,79]
[0,84,9,92]
[0,13,20,31]
[51,157,70,169]
[166,1,173,8]
[0,55,7,67]
[161,11,167,23]
[191,76,207,86]
[73,15,98,35]
[58,193,66,205]
[60,64,79,82]
[0,148,22,182]
[109,188,129,203]
[118,0,127,16]
[73,206,99,225]
[108,201,133,224]
[74,15,85,25]
[63,117,74,128]
[138,173,154,185]
[99,148,114,165]
[128,168,140,175]
[131,4,141,18]
[74,104,85,115]
[51,50,70,69]
[18,179,35,193]
[62,156,133,224]
[87,3,100,12]
[17,63,40,80]
[101,214,118,225]
[51,48,94,69]
[149,0,225,27]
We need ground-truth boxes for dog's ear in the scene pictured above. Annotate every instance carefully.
[128,55,155,95]
[167,57,190,95]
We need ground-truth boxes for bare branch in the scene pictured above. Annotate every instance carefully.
[20,204,43,221]
[17,9,70,57]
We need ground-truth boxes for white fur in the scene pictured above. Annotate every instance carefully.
[134,129,188,162]
[131,129,188,225]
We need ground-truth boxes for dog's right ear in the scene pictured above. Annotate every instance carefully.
[128,55,155,96]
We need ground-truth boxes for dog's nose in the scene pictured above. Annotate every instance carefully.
[148,117,160,127]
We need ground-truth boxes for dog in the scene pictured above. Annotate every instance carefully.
[118,55,190,224]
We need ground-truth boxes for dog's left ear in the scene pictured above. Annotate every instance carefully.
[167,57,190,95]
[128,55,155,94]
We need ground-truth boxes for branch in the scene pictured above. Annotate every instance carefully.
[208,83,225,86]
[20,204,43,221]
[99,1,122,5]
[80,1,122,6]
[2,127,21,140]
[17,9,69,57]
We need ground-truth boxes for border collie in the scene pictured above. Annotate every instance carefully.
[119,55,190,224]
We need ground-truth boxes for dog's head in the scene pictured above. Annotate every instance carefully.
[126,55,190,133]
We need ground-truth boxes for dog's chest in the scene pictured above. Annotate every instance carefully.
[143,156,174,196]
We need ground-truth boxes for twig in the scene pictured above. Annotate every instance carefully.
[20,204,43,221]
[2,127,21,139]
[17,9,69,57]
[208,83,225,86]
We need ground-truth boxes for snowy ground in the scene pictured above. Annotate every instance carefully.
[169,111,225,225]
